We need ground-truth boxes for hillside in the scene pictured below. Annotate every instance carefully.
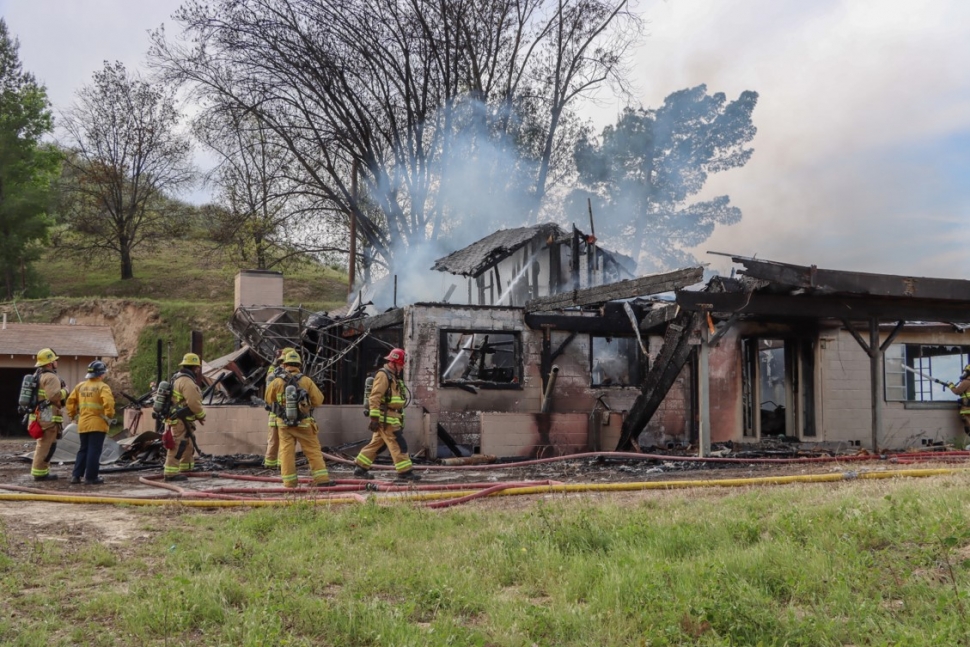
[2,240,350,395]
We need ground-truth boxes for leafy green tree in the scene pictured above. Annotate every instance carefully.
[0,19,60,299]
[571,85,758,271]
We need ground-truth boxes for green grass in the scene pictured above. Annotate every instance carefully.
[34,239,348,306]
[4,475,970,645]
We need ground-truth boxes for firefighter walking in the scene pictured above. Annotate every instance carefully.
[66,360,115,485]
[265,350,330,488]
[162,353,207,482]
[354,348,420,481]
[28,348,68,481]
[949,364,970,436]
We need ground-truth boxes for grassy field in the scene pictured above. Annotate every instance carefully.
[3,475,970,646]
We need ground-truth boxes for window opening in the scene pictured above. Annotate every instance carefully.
[590,336,642,387]
[440,331,520,387]
[884,344,970,402]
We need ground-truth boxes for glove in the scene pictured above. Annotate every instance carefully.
[368,418,380,432]
[948,382,956,389]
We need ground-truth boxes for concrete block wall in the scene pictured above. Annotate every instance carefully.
[820,329,967,447]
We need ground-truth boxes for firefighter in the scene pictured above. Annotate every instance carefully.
[353,348,420,481]
[28,348,68,481]
[949,364,970,437]
[265,350,330,488]
[263,346,296,468]
[162,353,207,482]
[66,360,115,485]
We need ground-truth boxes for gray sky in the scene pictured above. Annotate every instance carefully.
[2,0,968,278]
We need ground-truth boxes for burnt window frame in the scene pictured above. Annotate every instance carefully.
[438,329,523,389]
[589,335,645,388]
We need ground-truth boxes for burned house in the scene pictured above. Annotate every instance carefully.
[145,236,970,459]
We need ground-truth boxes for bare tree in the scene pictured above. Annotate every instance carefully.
[59,61,194,280]
[151,0,639,271]
[194,107,345,269]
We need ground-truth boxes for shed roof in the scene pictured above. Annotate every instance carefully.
[0,323,118,358]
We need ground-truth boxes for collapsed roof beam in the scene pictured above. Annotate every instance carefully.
[525,266,703,313]
[731,256,970,300]
[676,290,970,322]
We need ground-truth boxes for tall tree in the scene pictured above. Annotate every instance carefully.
[151,0,639,271]
[59,61,194,280]
[572,85,758,271]
[0,19,60,299]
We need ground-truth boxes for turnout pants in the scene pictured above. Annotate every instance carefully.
[279,422,330,487]
[31,423,60,478]
[961,413,970,436]
[72,431,106,482]
[164,421,195,478]
[355,422,413,474]
[264,414,280,468]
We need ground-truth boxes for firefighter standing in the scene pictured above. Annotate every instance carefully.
[162,353,207,482]
[28,348,68,481]
[354,348,420,481]
[66,360,115,485]
[265,350,330,487]
[263,346,295,469]
[949,364,970,437]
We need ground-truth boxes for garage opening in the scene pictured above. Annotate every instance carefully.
[0,368,30,437]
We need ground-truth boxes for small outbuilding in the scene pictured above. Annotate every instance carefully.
[0,322,118,435]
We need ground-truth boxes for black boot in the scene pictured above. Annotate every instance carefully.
[353,466,374,480]
[84,477,105,485]
[33,473,59,482]
[396,471,421,482]
[164,474,188,482]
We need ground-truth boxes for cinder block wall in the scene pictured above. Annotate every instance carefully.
[820,329,966,447]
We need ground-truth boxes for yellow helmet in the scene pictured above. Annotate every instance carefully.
[35,348,59,367]
[179,352,202,367]
[282,350,302,365]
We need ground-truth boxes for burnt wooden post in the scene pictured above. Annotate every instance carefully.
[191,330,204,361]
[869,318,883,453]
[540,325,553,395]
[549,238,562,294]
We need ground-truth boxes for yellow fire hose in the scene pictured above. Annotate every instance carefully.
[0,467,959,508]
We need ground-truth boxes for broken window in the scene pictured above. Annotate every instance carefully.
[884,344,970,402]
[440,331,521,387]
[590,336,642,387]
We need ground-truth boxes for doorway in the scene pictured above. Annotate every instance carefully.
[742,337,816,439]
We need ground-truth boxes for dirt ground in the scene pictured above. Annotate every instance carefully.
[2,436,964,544]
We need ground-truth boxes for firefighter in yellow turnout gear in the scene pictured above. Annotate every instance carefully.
[354,348,420,481]
[29,348,68,481]
[949,364,970,437]
[66,360,115,485]
[162,353,207,482]
[265,350,330,487]
[263,347,295,468]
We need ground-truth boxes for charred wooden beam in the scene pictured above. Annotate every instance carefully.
[676,290,970,322]
[733,256,970,300]
[614,311,700,451]
[344,308,404,335]
[526,266,703,313]
[639,303,680,332]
